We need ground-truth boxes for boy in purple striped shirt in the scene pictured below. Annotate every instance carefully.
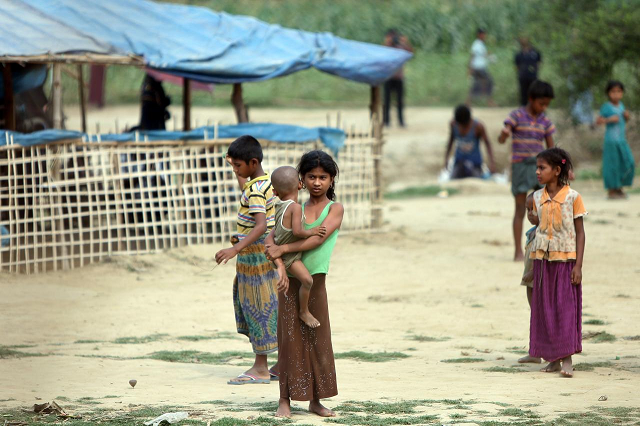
[498,80,555,261]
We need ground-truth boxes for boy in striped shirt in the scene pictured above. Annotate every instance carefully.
[498,80,555,261]
[215,135,280,385]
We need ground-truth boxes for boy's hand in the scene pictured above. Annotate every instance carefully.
[623,110,630,121]
[276,266,289,294]
[215,247,238,264]
[312,226,327,237]
[571,266,582,285]
[609,115,620,123]
[595,116,605,126]
[522,270,534,283]
[500,126,511,138]
[488,160,497,174]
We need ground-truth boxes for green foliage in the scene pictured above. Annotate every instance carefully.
[483,366,525,374]
[112,334,168,344]
[385,185,459,199]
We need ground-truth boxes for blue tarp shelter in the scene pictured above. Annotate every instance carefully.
[0,0,411,86]
[0,123,346,153]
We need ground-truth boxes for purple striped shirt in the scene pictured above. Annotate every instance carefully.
[505,107,555,163]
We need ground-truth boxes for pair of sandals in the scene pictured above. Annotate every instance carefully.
[227,368,279,385]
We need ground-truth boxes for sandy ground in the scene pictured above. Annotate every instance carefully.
[1,106,639,425]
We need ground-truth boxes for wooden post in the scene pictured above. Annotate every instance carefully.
[369,85,383,228]
[52,64,63,129]
[231,83,248,123]
[77,65,87,133]
[183,78,191,131]
[2,64,16,131]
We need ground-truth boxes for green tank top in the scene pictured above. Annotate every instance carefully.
[301,201,339,275]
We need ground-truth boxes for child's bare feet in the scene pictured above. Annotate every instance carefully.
[309,400,335,417]
[275,398,291,418]
[514,250,525,262]
[299,310,320,328]
[540,360,561,372]
[560,356,574,378]
[518,355,542,364]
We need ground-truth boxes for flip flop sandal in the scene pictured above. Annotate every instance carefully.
[269,369,279,381]
[227,373,270,385]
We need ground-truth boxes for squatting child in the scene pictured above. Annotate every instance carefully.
[499,80,556,261]
[444,104,496,178]
[270,166,327,328]
[529,147,587,378]
[596,80,635,199]
[215,135,279,385]
[517,192,541,364]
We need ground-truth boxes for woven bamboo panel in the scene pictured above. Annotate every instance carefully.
[0,135,377,274]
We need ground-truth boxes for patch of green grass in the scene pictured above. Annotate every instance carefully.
[177,331,239,341]
[197,400,233,405]
[0,346,46,358]
[470,304,484,308]
[574,361,614,371]
[102,395,120,399]
[112,334,168,344]
[75,339,103,344]
[575,169,602,180]
[334,351,409,362]
[334,400,420,415]
[584,319,606,325]
[441,358,484,363]
[591,219,612,225]
[615,293,631,298]
[407,335,450,342]
[6,344,37,349]
[583,331,617,343]
[55,396,71,401]
[385,185,459,200]
[624,335,640,341]
[145,350,255,365]
[76,397,101,405]
[498,408,540,419]
[326,413,439,425]
[483,366,525,374]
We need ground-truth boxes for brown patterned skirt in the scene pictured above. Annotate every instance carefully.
[278,275,338,401]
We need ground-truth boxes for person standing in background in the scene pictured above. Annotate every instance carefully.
[514,37,542,106]
[383,29,413,128]
[467,28,495,107]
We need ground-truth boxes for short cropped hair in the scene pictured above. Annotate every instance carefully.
[227,135,263,163]
[454,105,471,125]
[271,166,299,195]
[605,80,624,94]
[528,80,555,100]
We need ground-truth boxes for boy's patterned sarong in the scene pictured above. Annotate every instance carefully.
[232,236,279,354]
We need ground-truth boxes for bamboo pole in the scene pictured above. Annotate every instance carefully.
[183,78,191,131]
[77,65,87,133]
[52,65,63,129]
[369,85,383,229]
[231,83,248,123]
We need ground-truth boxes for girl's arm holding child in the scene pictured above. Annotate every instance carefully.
[290,203,326,239]
[265,204,344,261]
[572,217,585,285]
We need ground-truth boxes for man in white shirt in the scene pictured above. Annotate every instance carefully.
[467,28,495,106]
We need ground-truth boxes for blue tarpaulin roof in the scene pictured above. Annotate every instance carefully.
[0,123,346,153]
[0,0,412,86]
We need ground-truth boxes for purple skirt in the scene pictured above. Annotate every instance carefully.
[529,259,582,362]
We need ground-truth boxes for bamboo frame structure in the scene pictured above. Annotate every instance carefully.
[0,132,377,274]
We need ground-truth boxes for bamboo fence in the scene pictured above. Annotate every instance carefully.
[0,132,378,274]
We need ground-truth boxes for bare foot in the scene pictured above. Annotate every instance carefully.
[561,356,574,378]
[275,398,291,418]
[518,355,542,364]
[309,400,335,417]
[299,310,320,328]
[514,252,525,262]
[541,360,561,373]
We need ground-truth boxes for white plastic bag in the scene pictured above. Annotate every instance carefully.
[144,412,189,426]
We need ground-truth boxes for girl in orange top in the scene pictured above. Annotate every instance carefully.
[529,147,587,378]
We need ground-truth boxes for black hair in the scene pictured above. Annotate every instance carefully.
[454,105,471,125]
[227,135,263,163]
[477,28,486,34]
[297,150,339,201]
[605,80,625,95]
[528,80,554,100]
[537,147,573,186]
[386,28,398,36]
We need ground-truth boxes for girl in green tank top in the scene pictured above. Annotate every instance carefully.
[265,151,344,419]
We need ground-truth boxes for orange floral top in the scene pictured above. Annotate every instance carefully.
[530,185,587,261]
